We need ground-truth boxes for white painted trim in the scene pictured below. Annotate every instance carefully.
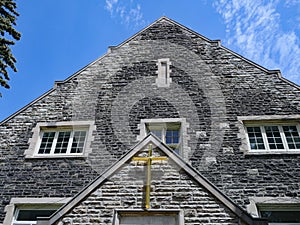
[25,121,96,158]
[237,116,300,155]
[137,118,190,158]
[238,115,300,122]
[10,198,71,205]
[246,124,300,152]
[247,197,300,218]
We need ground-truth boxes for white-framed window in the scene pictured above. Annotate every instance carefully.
[247,196,300,225]
[26,121,96,158]
[12,206,58,225]
[37,128,87,155]
[3,198,70,225]
[245,124,300,152]
[258,205,300,225]
[146,122,181,150]
[138,118,189,155]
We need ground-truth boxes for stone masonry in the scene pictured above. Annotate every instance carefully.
[53,146,242,225]
[0,17,300,223]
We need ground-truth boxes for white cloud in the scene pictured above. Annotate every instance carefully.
[285,0,300,7]
[104,0,145,28]
[213,0,300,84]
[105,0,118,15]
[274,32,300,82]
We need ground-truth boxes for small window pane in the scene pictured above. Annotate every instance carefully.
[38,132,55,154]
[16,209,56,221]
[260,210,300,223]
[54,131,71,154]
[283,126,300,149]
[71,131,86,153]
[265,126,284,150]
[247,127,265,150]
[146,122,181,153]
[166,130,179,144]
[149,130,162,140]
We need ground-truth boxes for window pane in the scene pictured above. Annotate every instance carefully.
[149,130,162,140]
[283,126,300,149]
[71,131,86,153]
[17,209,56,221]
[265,126,284,150]
[260,210,300,223]
[38,132,55,154]
[146,122,181,153]
[247,127,265,150]
[166,130,179,144]
[54,131,71,154]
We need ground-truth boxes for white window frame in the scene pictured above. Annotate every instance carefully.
[237,115,300,155]
[36,127,88,156]
[259,205,300,225]
[12,205,59,225]
[247,197,300,225]
[245,123,300,153]
[4,198,70,225]
[137,118,189,156]
[146,122,181,147]
[26,121,96,158]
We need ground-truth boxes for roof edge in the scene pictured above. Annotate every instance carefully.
[36,16,300,92]
[47,134,159,225]
[0,88,55,125]
[0,16,216,125]
[113,16,221,48]
[2,16,299,124]
[219,45,300,90]
[0,53,107,125]
[278,75,300,90]
[43,134,267,225]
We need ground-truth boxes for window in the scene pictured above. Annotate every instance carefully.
[137,118,189,157]
[26,121,95,158]
[146,122,181,153]
[3,198,69,225]
[246,124,300,152]
[138,118,189,156]
[146,122,181,152]
[12,207,57,225]
[38,129,87,155]
[259,205,300,225]
[113,210,183,225]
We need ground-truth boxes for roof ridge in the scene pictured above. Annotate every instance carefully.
[1,16,299,125]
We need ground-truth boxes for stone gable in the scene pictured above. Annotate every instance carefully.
[56,155,240,225]
[0,17,299,223]
[41,136,264,225]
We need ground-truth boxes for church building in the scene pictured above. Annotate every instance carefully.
[0,17,300,225]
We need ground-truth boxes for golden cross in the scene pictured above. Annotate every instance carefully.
[132,144,168,209]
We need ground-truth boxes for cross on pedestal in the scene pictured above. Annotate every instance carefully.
[132,144,168,209]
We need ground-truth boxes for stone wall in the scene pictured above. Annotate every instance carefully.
[0,17,300,222]
[55,149,240,225]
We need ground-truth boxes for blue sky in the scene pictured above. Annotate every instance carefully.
[1,0,300,121]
